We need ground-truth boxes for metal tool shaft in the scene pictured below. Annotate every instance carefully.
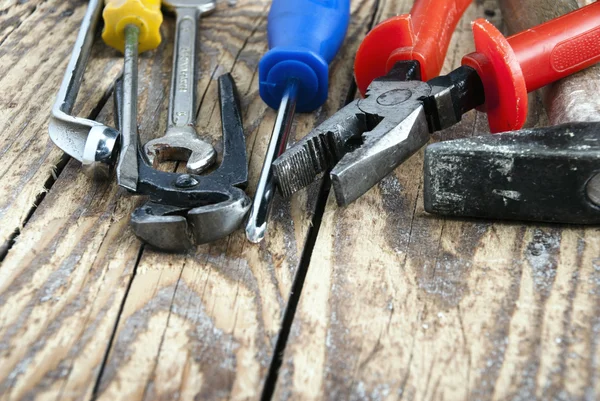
[49,0,120,179]
[245,80,298,243]
[117,24,140,191]
[143,1,217,174]
[169,8,198,128]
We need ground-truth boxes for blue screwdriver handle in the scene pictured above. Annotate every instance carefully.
[259,0,351,113]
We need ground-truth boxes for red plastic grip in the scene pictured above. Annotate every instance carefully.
[354,0,472,95]
[463,1,600,133]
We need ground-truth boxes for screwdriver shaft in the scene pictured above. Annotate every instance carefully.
[245,80,299,243]
[117,24,140,191]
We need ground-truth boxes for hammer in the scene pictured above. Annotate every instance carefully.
[423,0,600,224]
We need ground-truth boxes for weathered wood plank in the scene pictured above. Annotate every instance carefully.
[0,0,47,44]
[0,0,271,399]
[0,0,377,400]
[93,1,379,400]
[0,0,122,254]
[273,1,600,400]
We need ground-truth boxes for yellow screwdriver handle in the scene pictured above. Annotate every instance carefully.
[102,0,163,53]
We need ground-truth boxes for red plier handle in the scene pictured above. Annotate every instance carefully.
[355,0,600,133]
[354,0,472,95]
[463,2,600,132]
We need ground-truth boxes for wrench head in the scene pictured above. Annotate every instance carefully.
[131,187,251,252]
[161,0,216,14]
[144,126,217,174]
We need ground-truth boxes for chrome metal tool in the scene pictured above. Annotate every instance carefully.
[102,0,163,191]
[423,0,600,225]
[244,0,350,243]
[115,74,251,252]
[49,0,120,179]
[144,0,217,174]
[49,0,162,184]
[245,81,298,243]
[273,61,483,206]
[273,2,600,206]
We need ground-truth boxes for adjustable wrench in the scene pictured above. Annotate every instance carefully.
[144,0,217,174]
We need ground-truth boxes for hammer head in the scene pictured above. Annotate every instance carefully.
[423,122,600,224]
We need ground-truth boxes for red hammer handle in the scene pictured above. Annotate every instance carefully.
[354,0,472,95]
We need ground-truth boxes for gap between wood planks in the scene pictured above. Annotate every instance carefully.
[0,0,382,397]
[86,28,270,398]
[0,82,116,263]
[259,1,383,398]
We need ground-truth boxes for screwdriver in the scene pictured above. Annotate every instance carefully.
[102,0,163,190]
[245,0,350,243]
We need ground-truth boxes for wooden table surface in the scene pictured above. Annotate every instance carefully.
[1,0,599,400]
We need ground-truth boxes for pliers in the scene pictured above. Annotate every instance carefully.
[272,0,600,206]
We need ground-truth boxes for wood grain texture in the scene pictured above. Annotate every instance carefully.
[0,1,148,398]
[0,0,378,400]
[93,1,378,400]
[0,0,122,253]
[0,0,46,44]
[0,0,275,399]
[273,1,600,400]
[1,0,599,400]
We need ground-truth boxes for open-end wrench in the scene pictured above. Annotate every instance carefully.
[144,0,217,174]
